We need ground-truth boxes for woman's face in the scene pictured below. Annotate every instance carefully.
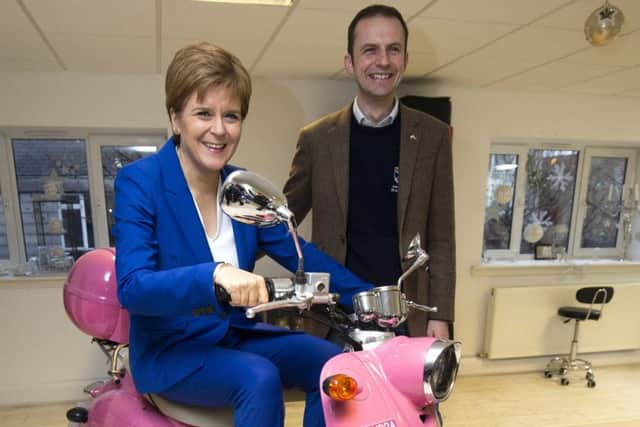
[170,85,243,177]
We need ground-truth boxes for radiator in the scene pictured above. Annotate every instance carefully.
[483,283,640,359]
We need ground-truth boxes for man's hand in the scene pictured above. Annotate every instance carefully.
[426,320,450,339]
[214,264,269,307]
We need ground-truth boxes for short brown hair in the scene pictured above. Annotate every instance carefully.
[165,42,252,141]
[347,4,408,57]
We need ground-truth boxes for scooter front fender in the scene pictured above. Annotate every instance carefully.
[320,341,441,427]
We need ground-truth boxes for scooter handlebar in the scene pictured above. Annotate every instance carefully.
[214,278,277,305]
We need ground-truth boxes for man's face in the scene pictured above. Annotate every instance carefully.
[345,15,408,105]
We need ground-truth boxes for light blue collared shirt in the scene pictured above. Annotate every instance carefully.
[352,96,399,128]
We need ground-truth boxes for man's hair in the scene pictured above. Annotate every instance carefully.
[347,4,409,57]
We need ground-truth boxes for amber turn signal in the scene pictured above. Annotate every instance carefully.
[322,374,358,401]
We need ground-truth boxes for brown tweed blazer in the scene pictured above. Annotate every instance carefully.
[283,103,456,337]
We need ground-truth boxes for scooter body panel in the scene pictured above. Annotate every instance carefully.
[84,373,190,427]
[320,337,440,427]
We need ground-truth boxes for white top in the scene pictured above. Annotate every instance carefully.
[190,180,239,268]
[352,96,399,128]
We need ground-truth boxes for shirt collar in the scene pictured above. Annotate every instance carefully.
[352,96,399,128]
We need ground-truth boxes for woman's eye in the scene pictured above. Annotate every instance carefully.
[224,113,241,121]
[196,111,212,118]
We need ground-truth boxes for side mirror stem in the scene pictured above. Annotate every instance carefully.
[287,218,306,286]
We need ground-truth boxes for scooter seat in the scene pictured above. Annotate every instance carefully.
[146,393,234,427]
[121,351,234,427]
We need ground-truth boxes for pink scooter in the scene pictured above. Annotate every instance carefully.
[64,171,461,427]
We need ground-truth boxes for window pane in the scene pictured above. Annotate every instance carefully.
[483,154,518,252]
[581,156,628,248]
[101,145,157,246]
[13,139,93,271]
[0,190,8,260]
[520,149,579,254]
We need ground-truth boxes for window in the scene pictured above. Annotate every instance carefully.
[483,152,519,253]
[483,143,637,262]
[0,189,8,261]
[0,130,164,274]
[13,138,93,268]
[94,136,159,246]
[519,148,579,256]
[574,148,637,259]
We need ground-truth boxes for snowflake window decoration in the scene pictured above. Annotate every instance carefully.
[528,210,553,228]
[546,163,574,192]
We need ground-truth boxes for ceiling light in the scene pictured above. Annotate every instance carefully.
[193,0,293,5]
[584,0,625,47]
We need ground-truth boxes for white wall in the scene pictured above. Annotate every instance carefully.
[1,70,640,406]
[400,83,640,370]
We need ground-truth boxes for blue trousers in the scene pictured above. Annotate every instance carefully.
[159,328,341,427]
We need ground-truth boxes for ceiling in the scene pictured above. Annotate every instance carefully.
[1,0,639,97]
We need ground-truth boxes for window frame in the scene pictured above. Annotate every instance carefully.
[483,144,528,261]
[0,128,165,270]
[88,133,164,247]
[572,147,637,259]
[484,141,638,262]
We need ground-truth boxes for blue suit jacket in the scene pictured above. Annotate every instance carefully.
[113,139,370,393]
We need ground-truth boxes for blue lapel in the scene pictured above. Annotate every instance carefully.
[158,140,211,263]
[158,140,254,268]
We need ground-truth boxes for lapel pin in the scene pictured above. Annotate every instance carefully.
[409,134,417,141]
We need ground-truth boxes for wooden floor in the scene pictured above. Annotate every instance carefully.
[2,364,639,427]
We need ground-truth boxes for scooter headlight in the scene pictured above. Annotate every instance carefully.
[424,340,461,404]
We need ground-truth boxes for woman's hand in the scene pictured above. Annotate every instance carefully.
[214,263,269,307]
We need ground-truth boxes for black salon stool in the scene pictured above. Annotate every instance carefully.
[544,286,614,388]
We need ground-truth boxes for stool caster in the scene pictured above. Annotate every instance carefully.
[544,370,553,378]
[586,372,596,388]
[560,378,570,386]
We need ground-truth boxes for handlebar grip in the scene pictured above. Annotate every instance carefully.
[215,285,231,305]
[215,278,276,305]
[264,278,276,302]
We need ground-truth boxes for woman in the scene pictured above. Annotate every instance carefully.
[113,42,371,427]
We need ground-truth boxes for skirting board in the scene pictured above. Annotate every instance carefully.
[0,378,96,407]
[483,283,640,359]
[460,350,640,376]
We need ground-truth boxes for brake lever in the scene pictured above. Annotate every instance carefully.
[245,297,312,319]
[406,300,438,313]
[245,293,340,319]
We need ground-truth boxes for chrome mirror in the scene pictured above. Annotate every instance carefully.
[404,233,423,261]
[220,170,305,285]
[397,233,429,291]
[220,170,294,227]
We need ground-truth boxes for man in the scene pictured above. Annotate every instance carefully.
[284,4,455,338]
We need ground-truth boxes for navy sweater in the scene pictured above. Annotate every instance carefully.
[346,113,402,286]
